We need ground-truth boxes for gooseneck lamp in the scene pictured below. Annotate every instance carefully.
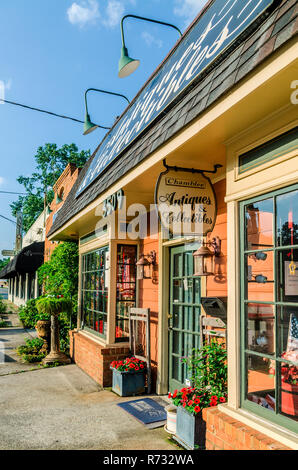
[83,88,130,135]
[118,14,183,78]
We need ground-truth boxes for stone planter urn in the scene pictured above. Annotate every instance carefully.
[36,297,72,365]
[35,320,51,354]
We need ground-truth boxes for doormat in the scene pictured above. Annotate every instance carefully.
[117,398,167,428]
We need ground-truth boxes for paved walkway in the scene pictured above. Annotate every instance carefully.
[0,301,176,450]
[0,365,176,450]
[0,301,38,376]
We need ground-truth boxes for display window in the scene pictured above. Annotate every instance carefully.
[115,245,137,342]
[81,246,109,339]
[240,185,298,432]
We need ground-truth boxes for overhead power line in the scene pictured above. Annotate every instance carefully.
[0,98,111,130]
[0,214,16,225]
[0,191,26,195]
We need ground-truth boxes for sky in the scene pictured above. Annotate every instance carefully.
[0,0,206,259]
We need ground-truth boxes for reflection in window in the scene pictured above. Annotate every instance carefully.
[246,303,275,355]
[81,246,109,338]
[246,252,274,302]
[245,199,273,250]
[277,190,298,247]
[242,186,298,426]
[247,354,275,413]
[116,245,137,342]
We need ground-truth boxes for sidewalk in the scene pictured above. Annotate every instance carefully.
[0,364,177,450]
[0,300,38,376]
[0,302,176,450]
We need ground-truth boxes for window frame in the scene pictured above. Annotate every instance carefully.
[240,183,298,434]
[115,243,138,343]
[81,245,110,340]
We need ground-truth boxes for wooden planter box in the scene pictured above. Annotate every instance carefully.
[281,381,298,417]
[175,406,206,450]
[111,367,146,397]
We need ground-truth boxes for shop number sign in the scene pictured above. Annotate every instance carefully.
[76,0,276,196]
[155,170,217,236]
[103,189,124,217]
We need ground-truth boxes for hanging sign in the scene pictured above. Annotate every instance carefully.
[76,0,277,197]
[155,169,217,236]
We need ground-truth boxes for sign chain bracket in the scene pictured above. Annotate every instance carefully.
[162,159,222,175]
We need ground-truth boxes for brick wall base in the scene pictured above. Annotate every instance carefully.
[69,330,130,387]
[202,408,291,450]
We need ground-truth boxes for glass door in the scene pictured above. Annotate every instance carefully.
[169,245,201,392]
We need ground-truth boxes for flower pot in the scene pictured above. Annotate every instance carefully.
[111,367,146,397]
[35,320,51,354]
[281,381,298,417]
[165,405,177,435]
[175,406,206,450]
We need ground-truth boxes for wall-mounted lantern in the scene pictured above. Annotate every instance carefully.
[193,237,221,277]
[136,250,156,280]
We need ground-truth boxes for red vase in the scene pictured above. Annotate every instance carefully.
[281,381,298,417]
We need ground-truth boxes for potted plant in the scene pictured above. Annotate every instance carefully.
[281,354,298,417]
[169,339,227,450]
[110,357,147,397]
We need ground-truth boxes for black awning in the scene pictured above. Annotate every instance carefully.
[0,242,44,279]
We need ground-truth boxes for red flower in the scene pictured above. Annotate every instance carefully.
[168,393,172,399]
[173,390,178,398]
[194,398,200,404]
[219,397,226,403]
[183,403,186,408]
[188,400,194,406]
[194,406,201,413]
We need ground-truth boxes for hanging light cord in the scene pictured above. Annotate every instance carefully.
[0,98,111,130]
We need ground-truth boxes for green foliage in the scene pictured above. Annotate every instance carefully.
[0,320,8,327]
[182,340,227,396]
[37,241,79,352]
[36,296,72,316]
[38,242,78,316]
[0,258,9,270]
[0,297,7,314]
[169,340,228,414]
[17,338,45,363]
[18,299,50,329]
[10,143,90,232]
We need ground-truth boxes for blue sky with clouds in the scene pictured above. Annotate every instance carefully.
[0,0,206,258]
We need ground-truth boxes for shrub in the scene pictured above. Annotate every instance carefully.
[0,297,7,314]
[17,338,45,363]
[18,299,50,329]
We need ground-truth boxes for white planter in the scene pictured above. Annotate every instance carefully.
[165,405,177,434]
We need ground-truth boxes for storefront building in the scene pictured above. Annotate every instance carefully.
[47,0,298,450]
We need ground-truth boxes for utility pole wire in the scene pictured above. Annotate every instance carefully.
[0,214,16,225]
[0,191,26,195]
[0,98,111,129]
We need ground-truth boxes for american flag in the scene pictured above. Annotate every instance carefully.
[287,313,298,354]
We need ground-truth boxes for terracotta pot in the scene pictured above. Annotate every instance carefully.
[281,381,298,417]
[35,320,51,354]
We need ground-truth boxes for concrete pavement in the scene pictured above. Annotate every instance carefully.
[0,302,176,450]
[0,364,176,450]
[0,301,39,375]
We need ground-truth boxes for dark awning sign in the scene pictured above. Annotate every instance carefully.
[76,0,276,196]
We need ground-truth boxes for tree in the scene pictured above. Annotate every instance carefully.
[37,241,79,311]
[37,241,79,352]
[11,143,90,232]
[0,258,9,271]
